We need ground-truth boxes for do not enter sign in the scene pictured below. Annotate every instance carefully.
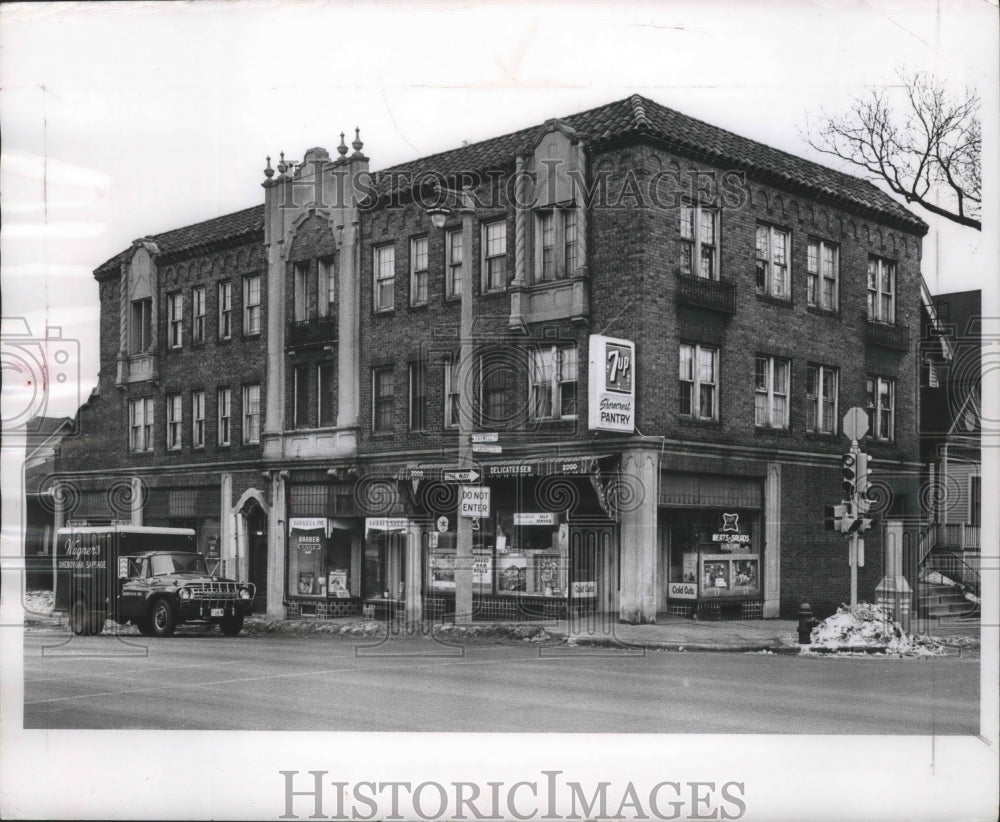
[459,486,491,518]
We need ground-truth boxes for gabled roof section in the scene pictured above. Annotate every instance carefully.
[374,94,927,233]
[95,204,264,277]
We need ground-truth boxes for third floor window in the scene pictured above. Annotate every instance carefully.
[533,208,577,283]
[755,225,790,299]
[167,292,184,349]
[410,237,429,306]
[867,256,896,324]
[218,282,232,340]
[679,204,718,280]
[482,220,507,293]
[446,229,463,300]
[129,298,152,354]
[807,239,839,312]
[243,275,261,335]
[192,286,206,344]
[374,244,395,312]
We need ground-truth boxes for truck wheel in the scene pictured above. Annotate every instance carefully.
[69,601,89,635]
[220,615,244,636]
[149,599,177,638]
[88,613,106,635]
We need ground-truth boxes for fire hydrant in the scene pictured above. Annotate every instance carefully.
[797,601,819,645]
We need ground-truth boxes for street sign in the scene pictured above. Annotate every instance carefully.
[459,486,491,518]
[443,469,481,483]
[471,432,499,443]
[843,407,869,441]
[472,443,502,454]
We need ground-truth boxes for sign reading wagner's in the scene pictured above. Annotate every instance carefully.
[588,334,636,433]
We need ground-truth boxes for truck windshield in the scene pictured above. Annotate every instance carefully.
[150,553,208,576]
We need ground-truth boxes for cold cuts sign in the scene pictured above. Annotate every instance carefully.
[588,335,635,433]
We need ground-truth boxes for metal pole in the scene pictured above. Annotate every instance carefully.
[454,191,474,624]
[849,532,858,606]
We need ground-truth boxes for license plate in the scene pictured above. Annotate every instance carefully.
[210,608,224,617]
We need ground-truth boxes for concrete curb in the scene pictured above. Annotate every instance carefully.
[567,636,803,654]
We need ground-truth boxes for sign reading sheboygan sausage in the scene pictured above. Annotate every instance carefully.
[588,335,636,433]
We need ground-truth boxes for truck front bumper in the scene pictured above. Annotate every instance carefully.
[178,599,254,621]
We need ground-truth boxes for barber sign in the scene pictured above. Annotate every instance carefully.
[588,335,636,433]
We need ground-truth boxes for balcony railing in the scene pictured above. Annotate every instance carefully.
[864,318,909,351]
[936,523,980,551]
[676,274,736,315]
[288,316,337,347]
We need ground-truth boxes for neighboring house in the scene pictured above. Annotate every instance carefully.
[54,94,928,621]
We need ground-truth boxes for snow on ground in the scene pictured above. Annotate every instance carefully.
[22,589,54,616]
[810,603,945,656]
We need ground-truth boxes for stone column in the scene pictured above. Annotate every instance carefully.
[404,521,423,625]
[267,472,288,619]
[130,477,143,525]
[763,463,782,618]
[618,448,659,624]
[876,519,912,632]
[336,219,360,433]
[220,473,233,579]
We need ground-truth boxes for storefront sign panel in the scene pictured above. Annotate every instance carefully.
[365,517,408,532]
[668,582,698,600]
[572,580,597,597]
[588,335,636,433]
[514,512,556,526]
[459,486,491,518]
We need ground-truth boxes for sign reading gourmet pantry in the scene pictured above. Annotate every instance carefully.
[588,334,635,433]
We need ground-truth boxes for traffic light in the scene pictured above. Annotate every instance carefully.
[842,453,857,497]
[855,452,871,513]
[825,503,850,532]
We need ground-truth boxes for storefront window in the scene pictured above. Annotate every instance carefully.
[288,518,328,597]
[665,509,761,602]
[364,520,407,599]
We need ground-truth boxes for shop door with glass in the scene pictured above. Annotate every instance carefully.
[569,525,617,614]
[247,506,268,613]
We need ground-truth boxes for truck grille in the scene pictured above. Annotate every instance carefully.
[185,582,245,599]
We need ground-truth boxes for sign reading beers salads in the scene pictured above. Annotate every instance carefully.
[588,334,636,433]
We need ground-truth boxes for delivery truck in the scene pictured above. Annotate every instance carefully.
[54,525,255,637]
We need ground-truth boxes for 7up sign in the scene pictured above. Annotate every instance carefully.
[588,335,636,433]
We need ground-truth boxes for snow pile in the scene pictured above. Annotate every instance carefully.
[810,603,944,655]
[22,589,54,617]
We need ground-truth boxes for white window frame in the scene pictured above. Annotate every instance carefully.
[217,387,232,446]
[243,275,261,336]
[482,220,507,293]
[192,286,206,344]
[372,367,394,433]
[755,224,790,299]
[679,343,718,421]
[807,239,839,311]
[218,281,232,340]
[408,361,427,432]
[167,292,183,349]
[444,356,460,429]
[319,258,335,318]
[410,237,429,306]
[373,244,395,312]
[867,256,896,324]
[533,208,578,283]
[293,262,309,322]
[805,364,838,434]
[192,390,206,449]
[128,398,154,453]
[243,384,261,444]
[529,345,578,421]
[866,376,895,441]
[166,393,183,450]
[679,204,719,281]
[754,356,789,429]
[446,229,463,300]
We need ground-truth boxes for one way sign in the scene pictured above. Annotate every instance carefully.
[443,469,481,483]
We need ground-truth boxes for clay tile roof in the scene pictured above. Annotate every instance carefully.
[95,93,926,274]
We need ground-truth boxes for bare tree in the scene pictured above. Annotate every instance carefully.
[805,70,981,230]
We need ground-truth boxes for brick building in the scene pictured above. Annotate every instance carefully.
[55,94,928,621]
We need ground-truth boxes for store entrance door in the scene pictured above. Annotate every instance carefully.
[246,504,268,613]
[569,525,618,615]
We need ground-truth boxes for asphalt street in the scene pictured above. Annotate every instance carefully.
[20,631,979,733]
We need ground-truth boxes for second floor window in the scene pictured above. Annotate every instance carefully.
[868,256,896,324]
[217,387,232,446]
[409,361,427,431]
[482,220,507,292]
[192,286,206,344]
[244,275,261,335]
[373,367,394,432]
[410,237,428,306]
[679,204,718,280]
[479,352,513,427]
[243,384,261,444]
[446,229,463,300]
[192,390,205,448]
[129,298,152,354]
[167,293,184,349]
[318,363,335,427]
[807,239,839,311]
[756,225,790,299]
[444,356,461,429]
[866,376,895,441]
[294,365,310,429]
[805,365,838,434]
[374,244,395,312]
[128,397,154,452]
[754,356,789,429]
[218,282,232,340]
[166,393,182,450]
[530,346,578,420]
[679,343,718,421]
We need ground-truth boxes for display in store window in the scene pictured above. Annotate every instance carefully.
[328,569,349,598]
[298,571,315,595]
[533,554,563,597]
[498,554,527,592]
[703,560,729,590]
